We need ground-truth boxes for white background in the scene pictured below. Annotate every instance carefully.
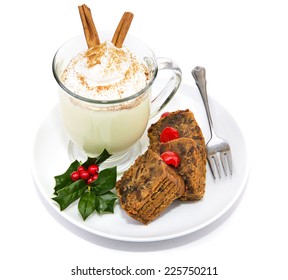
[1,0,287,279]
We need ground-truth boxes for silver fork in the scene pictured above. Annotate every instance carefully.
[192,66,232,179]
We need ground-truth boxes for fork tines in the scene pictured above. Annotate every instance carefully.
[207,149,233,179]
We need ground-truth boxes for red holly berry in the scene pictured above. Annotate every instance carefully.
[161,112,170,118]
[160,127,179,143]
[92,173,99,181]
[70,171,80,181]
[88,164,99,175]
[87,177,93,185]
[160,151,181,167]
[80,170,90,180]
[77,165,86,173]
[87,173,99,185]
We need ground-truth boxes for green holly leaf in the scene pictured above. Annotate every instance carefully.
[91,166,117,195]
[94,149,112,165]
[52,179,87,210]
[54,160,80,195]
[95,191,118,214]
[82,149,112,169]
[78,191,97,220]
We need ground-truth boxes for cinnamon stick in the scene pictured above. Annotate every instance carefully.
[78,4,100,48]
[112,12,134,48]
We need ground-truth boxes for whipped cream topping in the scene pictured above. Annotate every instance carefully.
[61,41,149,100]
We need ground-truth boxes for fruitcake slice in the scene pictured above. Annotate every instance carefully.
[148,109,205,152]
[159,138,206,201]
[116,149,184,224]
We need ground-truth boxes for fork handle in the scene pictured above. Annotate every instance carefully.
[192,66,215,136]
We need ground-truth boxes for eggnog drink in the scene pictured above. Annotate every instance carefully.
[58,38,151,157]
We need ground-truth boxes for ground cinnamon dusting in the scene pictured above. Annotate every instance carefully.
[78,74,90,90]
[85,44,107,67]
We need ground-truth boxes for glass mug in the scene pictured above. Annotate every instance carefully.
[53,31,182,172]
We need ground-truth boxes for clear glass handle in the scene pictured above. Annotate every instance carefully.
[150,57,182,118]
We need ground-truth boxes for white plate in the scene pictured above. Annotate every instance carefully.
[32,83,248,242]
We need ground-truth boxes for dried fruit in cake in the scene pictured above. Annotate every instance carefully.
[148,109,205,152]
[116,149,185,224]
[159,138,206,201]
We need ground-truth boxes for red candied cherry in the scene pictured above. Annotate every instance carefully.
[70,171,80,181]
[160,151,181,167]
[160,127,179,143]
[161,112,170,118]
[77,165,86,173]
[88,164,99,175]
[79,170,90,180]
